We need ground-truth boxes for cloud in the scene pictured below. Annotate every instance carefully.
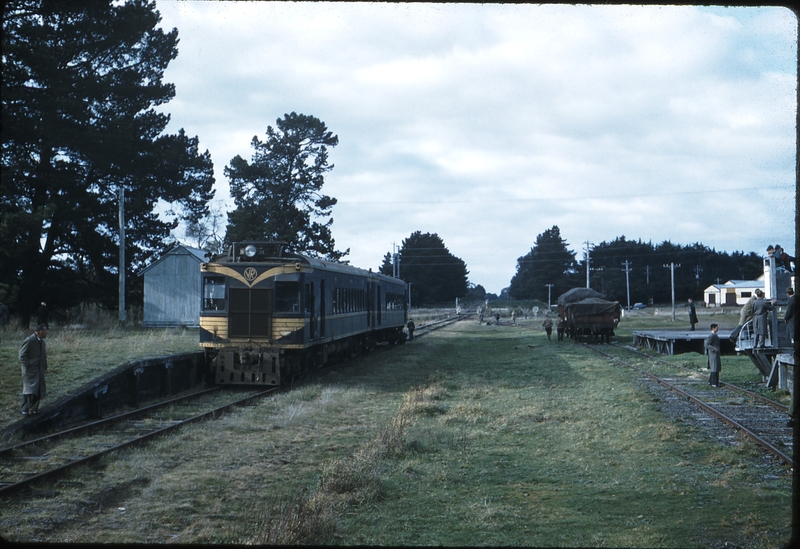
[155,2,796,294]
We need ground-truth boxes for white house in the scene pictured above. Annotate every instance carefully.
[140,244,208,327]
[703,277,764,307]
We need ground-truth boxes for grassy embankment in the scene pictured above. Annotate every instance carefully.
[0,309,791,546]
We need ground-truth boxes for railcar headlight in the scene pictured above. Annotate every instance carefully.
[244,244,257,258]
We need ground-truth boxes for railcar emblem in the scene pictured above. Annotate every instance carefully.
[243,267,258,282]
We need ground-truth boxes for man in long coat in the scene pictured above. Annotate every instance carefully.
[752,292,776,348]
[19,324,48,414]
[687,298,698,331]
[704,323,721,387]
[729,292,758,342]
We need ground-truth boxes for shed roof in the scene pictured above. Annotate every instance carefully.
[704,279,764,292]
[139,244,208,276]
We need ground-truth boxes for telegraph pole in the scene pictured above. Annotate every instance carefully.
[118,186,126,324]
[622,260,632,310]
[664,262,681,321]
[694,265,703,287]
[392,242,401,279]
[584,241,593,289]
[546,284,554,311]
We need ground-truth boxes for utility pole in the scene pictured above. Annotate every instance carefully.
[622,260,632,310]
[118,186,126,324]
[646,265,651,285]
[392,242,401,279]
[584,241,593,289]
[694,265,703,287]
[546,284,554,311]
[664,262,681,321]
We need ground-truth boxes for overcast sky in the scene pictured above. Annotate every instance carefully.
[154,2,796,295]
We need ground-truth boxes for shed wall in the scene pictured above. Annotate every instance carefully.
[143,253,201,327]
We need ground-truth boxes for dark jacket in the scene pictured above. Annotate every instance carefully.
[704,331,721,372]
[19,333,47,397]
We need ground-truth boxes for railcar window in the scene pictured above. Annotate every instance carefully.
[275,281,300,312]
[332,287,368,314]
[386,292,405,310]
[203,277,226,310]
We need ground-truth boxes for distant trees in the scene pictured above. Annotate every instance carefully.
[382,232,469,306]
[224,112,347,260]
[1,0,215,322]
[587,238,762,305]
[508,229,764,306]
[508,226,578,302]
[379,252,395,277]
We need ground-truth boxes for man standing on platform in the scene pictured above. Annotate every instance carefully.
[752,291,776,349]
[688,298,698,331]
[704,323,722,388]
[729,291,758,342]
[19,324,48,414]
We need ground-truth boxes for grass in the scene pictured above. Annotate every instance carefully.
[0,308,792,546]
[0,322,200,429]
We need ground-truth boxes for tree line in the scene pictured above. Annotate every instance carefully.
[507,225,764,307]
[1,1,768,323]
[1,1,347,324]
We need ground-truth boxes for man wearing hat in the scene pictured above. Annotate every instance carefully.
[752,289,776,349]
[704,323,722,388]
[19,324,48,415]
[729,290,758,342]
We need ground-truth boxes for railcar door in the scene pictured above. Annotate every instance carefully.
[306,281,317,339]
[229,287,272,338]
[377,285,382,326]
[320,279,326,338]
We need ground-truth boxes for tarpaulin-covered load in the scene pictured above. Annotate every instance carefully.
[557,288,606,307]
[557,288,621,342]
[564,297,621,316]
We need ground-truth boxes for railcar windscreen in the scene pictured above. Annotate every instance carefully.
[275,281,301,312]
[203,277,226,311]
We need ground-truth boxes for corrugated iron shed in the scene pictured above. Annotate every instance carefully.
[140,245,207,327]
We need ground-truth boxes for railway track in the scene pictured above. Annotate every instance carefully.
[0,386,278,498]
[0,313,466,498]
[582,342,794,468]
[411,313,472,339]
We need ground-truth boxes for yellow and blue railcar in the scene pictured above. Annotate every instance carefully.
[200,242,408,385]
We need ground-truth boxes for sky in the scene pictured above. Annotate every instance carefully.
[153,2,797,295]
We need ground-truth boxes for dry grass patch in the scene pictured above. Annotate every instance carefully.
[236,380,449,544]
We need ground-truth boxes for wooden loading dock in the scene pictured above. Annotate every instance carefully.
[632,329,736,356]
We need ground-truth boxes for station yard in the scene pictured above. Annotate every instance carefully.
[0,310,792,547]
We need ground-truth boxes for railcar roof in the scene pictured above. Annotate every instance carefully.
[210,245,404,284]
[296,253,404,284]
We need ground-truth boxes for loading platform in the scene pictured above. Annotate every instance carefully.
[632,329,736,356]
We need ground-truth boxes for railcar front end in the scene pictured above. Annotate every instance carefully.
[199,242,408,386]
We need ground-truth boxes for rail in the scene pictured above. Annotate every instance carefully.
[0,387,278,498]
[583,343,793,468]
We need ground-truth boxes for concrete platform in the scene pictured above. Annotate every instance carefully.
[632,329,736,356]
[0,351,207,442]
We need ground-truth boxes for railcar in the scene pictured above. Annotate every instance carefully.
[199,242,408,385]
[557,288,621,343]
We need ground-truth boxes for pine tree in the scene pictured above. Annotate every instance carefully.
[225,112,347,260]
[509,226,577,301]
[2,0,215,322]
[397,231,468,306]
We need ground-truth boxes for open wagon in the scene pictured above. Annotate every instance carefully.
[557,288,621,343]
